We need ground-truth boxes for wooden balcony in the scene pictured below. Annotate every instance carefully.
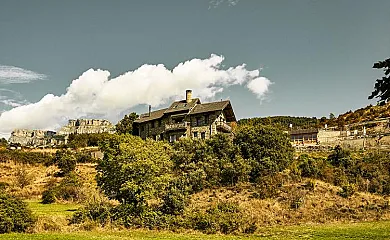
[216,122,232,132]
[165,122,189,131]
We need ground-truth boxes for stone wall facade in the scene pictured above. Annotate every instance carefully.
[138,110,232,141]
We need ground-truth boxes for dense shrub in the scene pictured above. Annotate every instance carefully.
[41,189,56,204]
[0,149,52,165]
[67,133,113,149]
[234,125,294,181]
[327,145,351,168]
[0,194,35,233]
[298,154,324,178]
[338,184,356,198]
[42,173,84,203]
[75,152,94,163]
[97,135,173,205]
[70,201,114,226]
[54,150,77,175]
[187,201,256,234]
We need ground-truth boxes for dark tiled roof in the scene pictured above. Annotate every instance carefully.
[164,98,200,114]
[134,108,167,123]
[189,100,230,115]
[134,99,236,123]
[289,129,319,135]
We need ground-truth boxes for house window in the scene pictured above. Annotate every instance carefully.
[193,132,198,138]
[204,115,209,124]
[196,117,201,126]
[160,133,164,140]
[169,135,177,143]
[140,125,144,132]
[201,132,206,139]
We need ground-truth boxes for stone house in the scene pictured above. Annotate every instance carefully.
[133,90,236,142]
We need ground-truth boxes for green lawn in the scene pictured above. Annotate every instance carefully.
[26,200,80,217]
[1,221,390,240]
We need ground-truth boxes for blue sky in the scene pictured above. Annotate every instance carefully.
[0,0,389,133]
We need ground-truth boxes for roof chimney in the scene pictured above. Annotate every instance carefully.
[148,105,151,117]
[186,90,192,103]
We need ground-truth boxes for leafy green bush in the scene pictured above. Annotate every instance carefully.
[0,194,35,233]
[234,125,294,181]
[54,150,77,175]
[55,172,83,201]
[41,189,56,204]
[0,149,52,165]
[97,135,173,205]
[187,201,256,234]
[70,201,114,226]
[298,154,323,178]
[75,152,94,163]
[338,184,356,198]
[328,145,351,168]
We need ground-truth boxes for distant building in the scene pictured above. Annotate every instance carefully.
[289,129,319,144]
[289,128,342,146]
[133,90,236,141]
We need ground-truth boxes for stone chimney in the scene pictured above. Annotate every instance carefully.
[186,90,192,103]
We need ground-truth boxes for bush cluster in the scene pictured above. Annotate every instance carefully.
[72,125,292,233]
[0,194,35,233]
[0,149,52,165]
[296,146,390,196]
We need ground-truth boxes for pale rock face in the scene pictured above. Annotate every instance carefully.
[9,119,116,147]
[9,129,57,146]
[58,119,116,135]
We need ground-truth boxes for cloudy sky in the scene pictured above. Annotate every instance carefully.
[0,0,389,135]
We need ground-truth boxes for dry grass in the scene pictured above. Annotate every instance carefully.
[187,179,390,228]
[0,161,97,199]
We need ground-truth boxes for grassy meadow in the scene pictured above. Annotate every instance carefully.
[0,221,389,240]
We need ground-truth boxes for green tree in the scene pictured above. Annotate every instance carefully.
[116,112,139,135]
[96,135,173,206]
[233,125,294,181]
[0,138,7,147]
[54,150,77,175]
[369,58,390,105]
[0,194,35,233]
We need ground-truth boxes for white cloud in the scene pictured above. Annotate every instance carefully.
[209,0,240,9]
[247,77,273,99]
[0,54,272,135]
[0,88,30,108]
[0,65,47,84]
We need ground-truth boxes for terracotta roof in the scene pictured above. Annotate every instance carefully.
[189,100,230,115]
[134,108,167,123]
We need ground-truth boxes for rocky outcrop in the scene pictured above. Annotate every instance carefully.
[9,119,116,147]
[58,119,116,135]
[9,129,59,146]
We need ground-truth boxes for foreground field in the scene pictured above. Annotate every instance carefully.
[1,221,390,240]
